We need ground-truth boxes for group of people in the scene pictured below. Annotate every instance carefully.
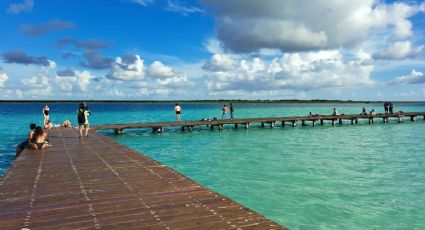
[384,102,394,114]
[174,103,235,121]
[360,107,376,115]
[16,102,91,155]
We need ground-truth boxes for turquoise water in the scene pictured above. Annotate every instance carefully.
[1,103,425,229]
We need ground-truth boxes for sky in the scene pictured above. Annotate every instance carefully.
[0,0,425,101]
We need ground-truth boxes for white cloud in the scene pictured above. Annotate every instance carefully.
[20,74,53,97]
[7,0,33,14]
[376,41,424,60]
[107,55,145,81]
[202,54,236,72]
[131,0,153,6]
[0,73,8,87]
[203,50,375,95]
[149,61,175,79]
[55,70,92,92]
[201,0,422,53]
[390,69,425,85]
[166,0,204,15]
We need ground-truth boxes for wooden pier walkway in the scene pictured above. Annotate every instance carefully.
[92,112,425,133]
[0,128,286,230]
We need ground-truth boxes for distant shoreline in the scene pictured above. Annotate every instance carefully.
[1,99,425,104]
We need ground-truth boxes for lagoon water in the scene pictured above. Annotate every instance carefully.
[1,102,425,229]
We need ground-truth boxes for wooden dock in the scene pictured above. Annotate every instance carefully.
[0,128,287,229]
[92,112,425,133]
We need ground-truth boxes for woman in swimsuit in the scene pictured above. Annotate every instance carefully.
[30,126,48,150]
[43,105,49,126]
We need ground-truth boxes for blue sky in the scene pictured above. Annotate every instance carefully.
[0,0,425,100]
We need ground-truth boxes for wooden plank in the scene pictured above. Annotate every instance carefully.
[0,128,287,230]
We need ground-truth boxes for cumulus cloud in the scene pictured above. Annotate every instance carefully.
[107,54,145,81]
[166,0,204,15]
[2,50,55,67]
[7,0,33,14]
[55,70,92,92]
[20,20,76,36]
[0,73,8,87]
[202,54,236,72]
[201,0,422,53]
[390,70,425,85]
[375,41,424,60]
[80,50,113,69]
[148,61,176,79]
[203,50,375,95]
[57,38,111,50]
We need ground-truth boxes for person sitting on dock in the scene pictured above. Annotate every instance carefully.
[61,119,72,128]
[222,104,228,119]
[370,109,376,116]
[174,103,181,121]
[44,120,53,129]
[332,108,339,115]
[15,123,37,156]
[361,107,367,115]
[29,126,49,150]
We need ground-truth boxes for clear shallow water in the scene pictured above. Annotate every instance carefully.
[1,102,425,229]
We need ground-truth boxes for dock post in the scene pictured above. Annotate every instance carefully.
[331,119,336,126]
[245,123,250,129]
[312,120,316,126]
[282,121,285,127]
[291,121,297,127]
[181,126,185,131]
[339,119,342,125]
[261,123,265,127]
[383,117,387,123]
[398,116,404,123]
[351,119,354,125]
[235,123,238,128]
[302,120,306,126]
[114,128,124,134]
[210,125,214,130]
[368,118,373,124]
[410,116,416,121]
[271,122,275,128]
[320,119,324,125]
[355,118,358,124]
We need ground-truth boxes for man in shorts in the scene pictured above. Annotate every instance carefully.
[174,103,181,121]
[77,102,90,138]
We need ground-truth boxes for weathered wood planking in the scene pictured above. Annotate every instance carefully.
[0,128,287,229]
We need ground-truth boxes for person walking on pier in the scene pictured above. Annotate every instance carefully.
[222,104,228,119]
[174,103,182,121]
[230,103,234,119]
[77,102,90,138]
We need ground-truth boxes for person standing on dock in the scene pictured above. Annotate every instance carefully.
[77,102,90,138]
[43,105,49,126]
[389,102,394,114]
[174,103,182,121]
[384,102,389,114]
[222,104,228,119]
[230,103,234,119]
